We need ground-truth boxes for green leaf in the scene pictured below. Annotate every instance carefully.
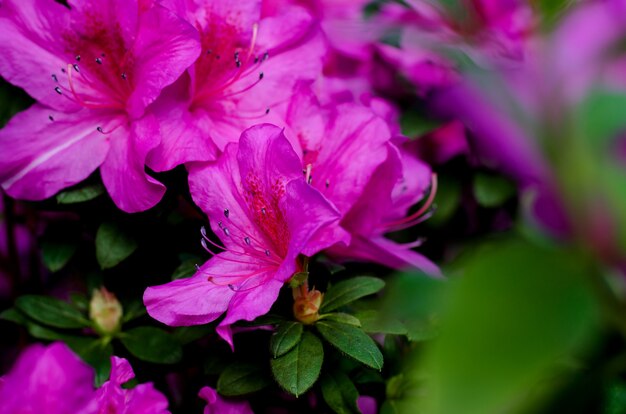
[120,326,182,364]
[320,313,361,327]
[606,382,626,414]
[56,183,105,204]
[414,237,599,414]
[0,307,28,325]
[96,222,138,269]
[171,257,201,280]
[41,240,78,272]
[316,320,383,370]
[321,277,385,313]
[320,370,361,414]
[122,300,147,323]
[217,362,271,396]
[173,325,215,345]
[271,331,324,397]
[354,310,407,335]
[271,321,304,358]
[473,173,516,208]
[70,292,89,311]
[15,295,89,329]
[69,338,113,387]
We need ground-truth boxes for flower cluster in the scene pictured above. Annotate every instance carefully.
[2,0,626,413]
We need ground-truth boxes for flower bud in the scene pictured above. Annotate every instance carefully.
[89,287,123,336]
[293,288,323,325]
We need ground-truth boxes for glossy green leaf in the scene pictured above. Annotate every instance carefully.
[120,326,182,364]
[56,183,105,204]
[320,370,360,414]
[271,331,324,397]
[217,362,271,396]
[42,240,78,272]
[270,321,303,358]
[320,313,361,327]
[354,310,407,335]
[171,257,201,280]
[96,222,138,270]
[316,320,383,370]
[15,295,89,329]
[321,277,385,313]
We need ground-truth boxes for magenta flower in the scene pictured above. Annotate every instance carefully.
[285,83,439,275]
[0,342,98,414]
[199,386,253,414]
[145,1,325,172]
[0,342,171,414]
[0,0,201,212]
[95,356,170,414]
[144,124,342,347]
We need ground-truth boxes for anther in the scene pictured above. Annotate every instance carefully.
[325,179,330,188]
[96,126,104,133]
[61,68,66,73]
[121,72,127,80]
[223,227,230,236]
[265,108,270,115]
[215,54,221,60]
[224,208,230,218]
[54,86,62,95]
[51,74,58,82]
[73,64,80,73]
[200,226,208,238]
[75,55,81,61]
[244,237,251,245]
[48,115,54,121]
[308,175,313,184]
[236,61,242,68]
[259,72,264,80]
[195,264,201,271]
[261,208,266,215]
[218,221,223,229]
[265,249,270,256]
[206,49,212,55]
[263,51,269,61]
[95,57,102,64]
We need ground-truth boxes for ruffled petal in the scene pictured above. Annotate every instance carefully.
[0,105,111,200]
[100,114,165,213]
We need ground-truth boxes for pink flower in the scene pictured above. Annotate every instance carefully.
[199,386,253,414]
[145,1,325,172]
[96,356,170,414]
[284,83,439,275]
[0,0,201,212]
[0,342,97,414]
[144,124,342,348]
[0,342,170,414]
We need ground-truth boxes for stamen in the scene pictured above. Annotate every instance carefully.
[54,86,62,95]
[383,173,438,230]
[95,57,102,64]
[75,55,81,61]
[224,208,230,218]
[51,74,58,82]
[48,115,54,121]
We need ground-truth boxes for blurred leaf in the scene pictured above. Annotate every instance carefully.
[70,292,89,311]
[316,320,384,370]
[354,310,407,335]
[56,183,105,204]
[320,313,362,327]
[96,222,138,270]
[122,300,147,323]
[413,237,599,414]
[41,240,78,272]
[0,81,33,127]
[534,0,580,28]
[606,382,626,414]
[0,307,28,325]
[271,331,324,397]
[270,321,303,358]
[217,362,271,396]
[70,338,113,387]
[172,257,201,280]
[321,277,385,313]
[320,370,361,414]
[120,326,182,364]
[473,173,516,208]
[173,325,214,345]
[429,175,461,226]
[15,295,89,329]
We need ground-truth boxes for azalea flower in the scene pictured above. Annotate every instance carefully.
[0,0,201,212]
[144,124,342,347]
[284,83,439,275]
[199,386,253,414]
[0,342,170,413]
[146,1,325,172]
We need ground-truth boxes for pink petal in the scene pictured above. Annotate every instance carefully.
[0,105,111,200]
[125,3,201,118]
[109,356,135,385]
[0,0,77,111]
[199,386,253,414]
[100,114,166,213]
